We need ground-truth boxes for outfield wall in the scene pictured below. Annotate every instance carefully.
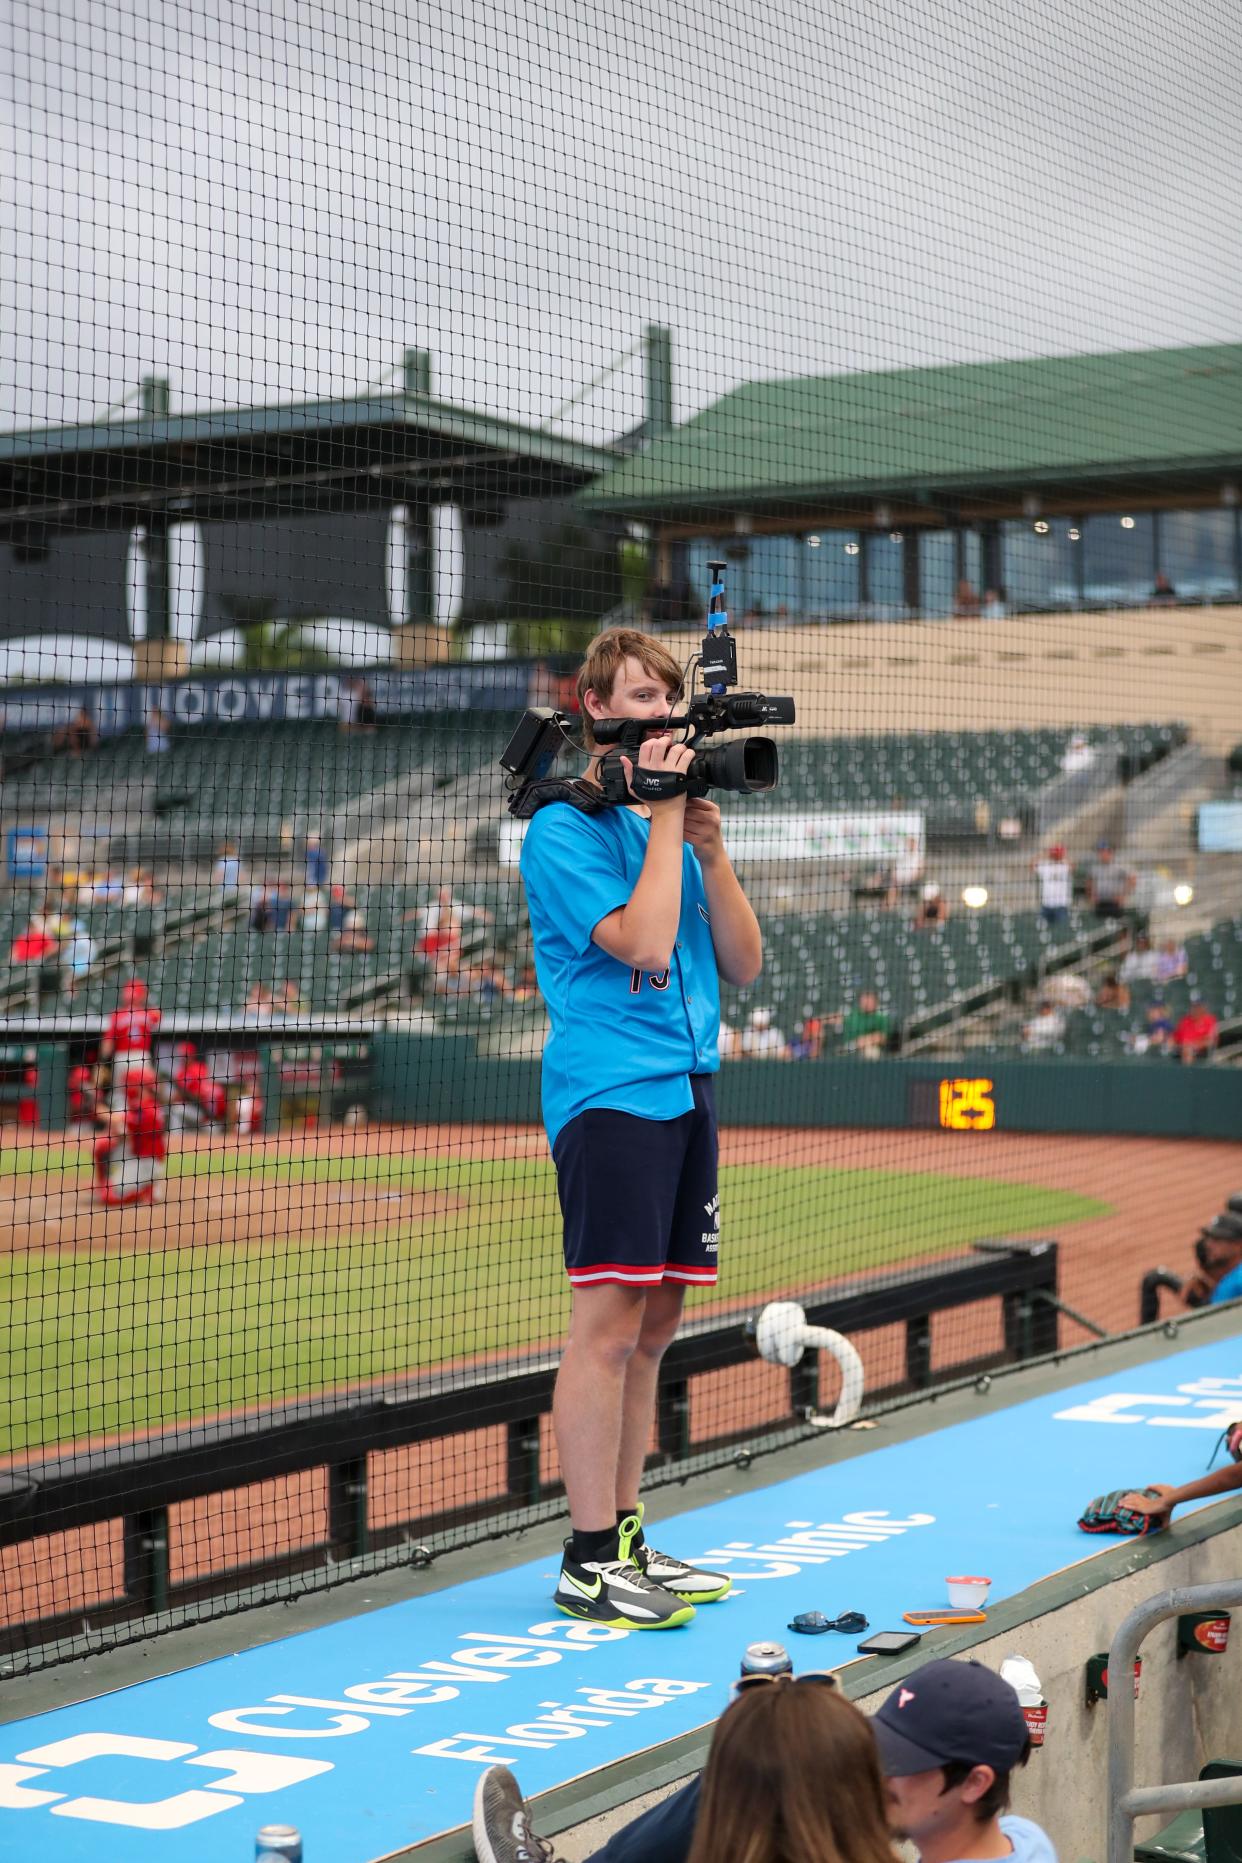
[371,1037,1242,1140]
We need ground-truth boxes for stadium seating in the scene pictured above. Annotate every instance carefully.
[720,722,1185,815]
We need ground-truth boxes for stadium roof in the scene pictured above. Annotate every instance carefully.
[579,341,1242,524]
[0,391,621,540]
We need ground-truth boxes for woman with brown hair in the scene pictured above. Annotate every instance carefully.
[685,1672,896,1863]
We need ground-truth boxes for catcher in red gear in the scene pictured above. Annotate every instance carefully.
[93,1060,167,1206]
[172,1040,227,1126]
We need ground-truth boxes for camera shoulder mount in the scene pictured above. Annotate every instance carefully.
[507,776,609,820]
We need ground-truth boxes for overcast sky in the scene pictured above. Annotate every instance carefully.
[2,0,1241,442]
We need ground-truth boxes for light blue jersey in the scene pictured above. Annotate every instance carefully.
[520,802,721,1148]
[1211,1263,1242,1305]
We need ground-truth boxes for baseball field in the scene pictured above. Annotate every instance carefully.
[5,1119,1235,1461]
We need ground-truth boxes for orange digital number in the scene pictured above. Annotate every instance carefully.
[938,1078,996,1131]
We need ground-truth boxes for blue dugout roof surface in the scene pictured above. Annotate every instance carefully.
[2,1327,1240,1861]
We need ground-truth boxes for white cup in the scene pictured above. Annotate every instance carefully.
[946,1575,991,1609]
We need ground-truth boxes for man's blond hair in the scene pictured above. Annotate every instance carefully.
[576,628,685,747]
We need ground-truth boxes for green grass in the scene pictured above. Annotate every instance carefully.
[1,1148,1107,1453]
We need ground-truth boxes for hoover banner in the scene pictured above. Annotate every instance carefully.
[0,665,534,739]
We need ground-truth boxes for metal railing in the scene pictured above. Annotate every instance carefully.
[1108,1579,1242,1863]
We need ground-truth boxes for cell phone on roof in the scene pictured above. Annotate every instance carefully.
[856,1629,924,1655]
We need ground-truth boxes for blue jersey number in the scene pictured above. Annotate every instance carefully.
[629,967,671,993]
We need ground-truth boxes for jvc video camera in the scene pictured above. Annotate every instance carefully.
[500,561,795,818]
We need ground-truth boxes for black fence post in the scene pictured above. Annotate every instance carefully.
[789,1354,819,1416]
[657,1379,691,1462]
[905,1316,932,1388]
[506,1418,542,1506]
[122,1508,170,1614]
[327,1456,369,1559]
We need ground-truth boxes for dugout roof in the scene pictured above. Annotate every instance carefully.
[579,340,1242,526]
[0,391,620,542]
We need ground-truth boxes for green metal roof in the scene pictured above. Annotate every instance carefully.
[580,341,1242,518]
[0,392,620,537]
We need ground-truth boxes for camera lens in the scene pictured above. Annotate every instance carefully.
[691,736,778,794]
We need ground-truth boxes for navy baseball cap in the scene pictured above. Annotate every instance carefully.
[871,1659,1028,1776]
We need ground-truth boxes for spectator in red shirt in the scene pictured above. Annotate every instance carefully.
[101,980,162,1106]
[1173,999,1219,1064]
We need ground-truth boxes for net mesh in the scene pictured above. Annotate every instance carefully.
[3,0,1242,1669]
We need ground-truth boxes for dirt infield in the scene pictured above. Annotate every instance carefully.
[3,1119,1237,1640]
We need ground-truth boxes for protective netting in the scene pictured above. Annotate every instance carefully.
[3,0,1242,1668]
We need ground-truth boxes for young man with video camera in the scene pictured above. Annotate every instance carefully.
[518,627,764,1630]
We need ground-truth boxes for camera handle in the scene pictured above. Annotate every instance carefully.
[702,559,739,692]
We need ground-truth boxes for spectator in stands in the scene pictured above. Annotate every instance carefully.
[838,989,892,1057]
[52,702,98,758]
[144,704,171,754]
[304,831,329,890]
[339,675,378,732]
[1119,1455,1242,1532]
[739,1006,788,1057]
[1150,571,1178,604]
[1145,998,1175,1052]
[852,864,899,911]
[301,886,329,931]
[60,918,97,999]
[278,980,306,1014]
[1155,936,1188,983]
[1120,932,1160,983]
[11,905,63,1006]
[952,578,981,617]
[1032,844,1072,926]
[473,1658,1048,1863]
[334,903,374,955]
[1095,971,1130,1012]
[1060,731,1095,775]
[1173,997,1218,1063]
[1182,1212,1242,1309]
[1086,843,1134,920]
[1022,999,1065,1052]
[685,1674,896,1863]
[248,881,273,932]
[875,1660,1049,1863]
[510,962,540,1004]
[981,585,1007,619]
[914,882,950,931]
[1043,971,1091,1009]
[244,983,277,1021]
[717,1018,739,1059]
[268,881,297,933]
[789,1015,825,1060]
[123,867,161,907]
[213,840,244,901]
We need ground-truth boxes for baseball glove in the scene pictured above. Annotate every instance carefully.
[1078,1488,1164,1535]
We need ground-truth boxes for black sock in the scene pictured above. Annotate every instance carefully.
[571,1524,618,1564]
[617,1508,645,1550]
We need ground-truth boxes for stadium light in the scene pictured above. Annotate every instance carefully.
[1173,882,1194,907]
[962,884,989,909]
[844,541,860,555]
[1068,526,1081,541]
[1120,515,1136,529]
[1034,520,1050,535]
[806,534,821,547]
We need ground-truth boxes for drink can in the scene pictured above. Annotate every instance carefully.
[256,1828,302,1863]
[740,1640,793,1677]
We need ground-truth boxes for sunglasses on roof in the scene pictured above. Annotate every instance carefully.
[732,1670,841,1698]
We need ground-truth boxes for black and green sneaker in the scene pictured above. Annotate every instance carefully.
[553,1513,695,1629]
[631,1502,733,1603]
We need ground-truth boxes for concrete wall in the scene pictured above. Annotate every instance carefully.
[654,607,1242,754]
[552,1519,1242,1863]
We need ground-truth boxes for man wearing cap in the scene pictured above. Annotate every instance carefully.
[1032,846,1072,927]
[873,1657,1053,1863]
[1086,843,1134,922]
[1184,1210,1242,1309]
[472,1658,1054,1863]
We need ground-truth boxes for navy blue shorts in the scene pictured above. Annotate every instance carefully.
[551,1075,719,1290]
